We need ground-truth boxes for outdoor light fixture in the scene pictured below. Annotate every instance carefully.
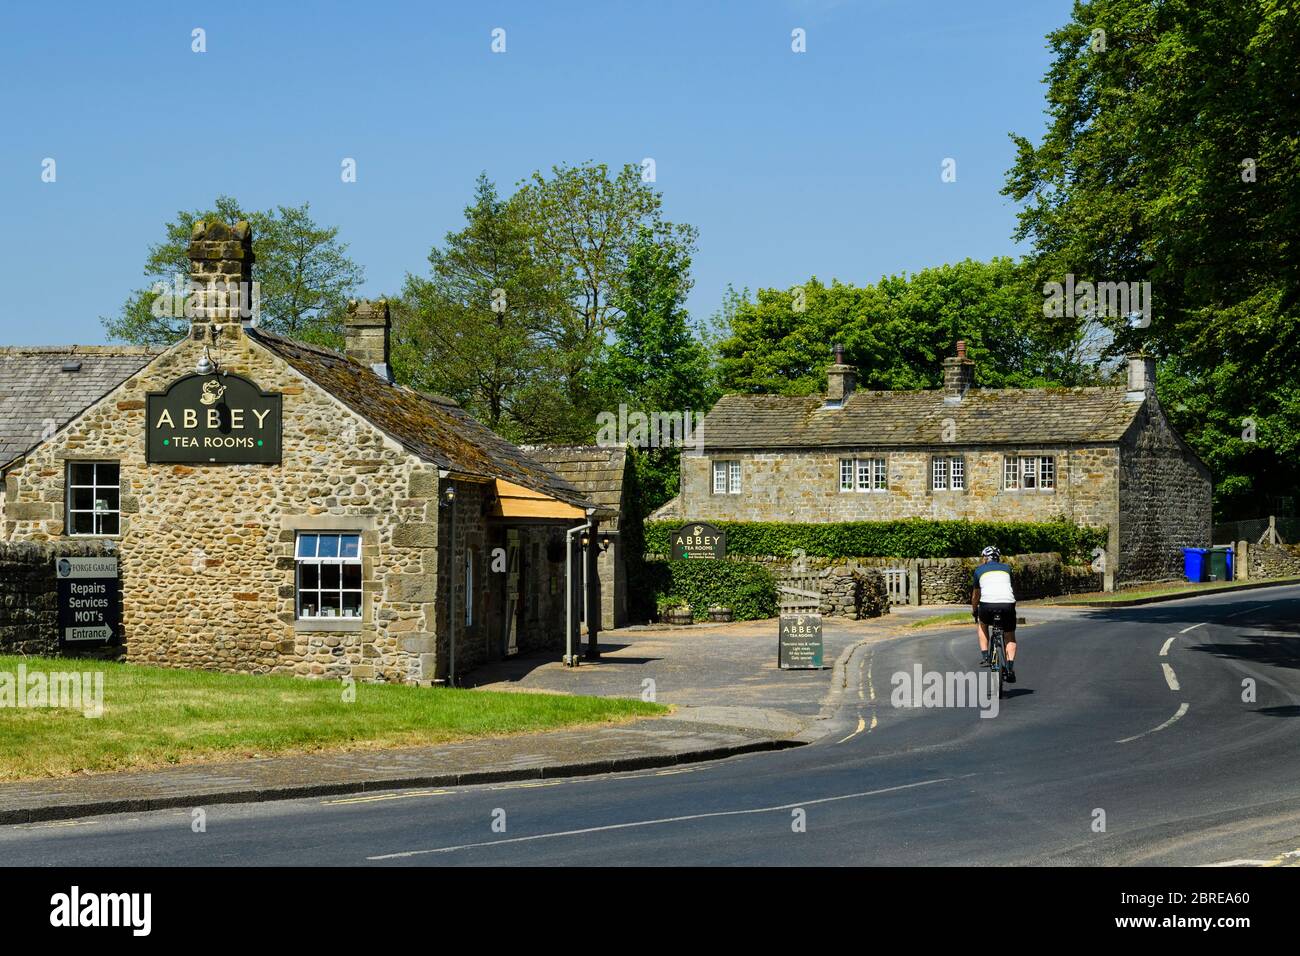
[442,486,456,504]
[195,346,216,376]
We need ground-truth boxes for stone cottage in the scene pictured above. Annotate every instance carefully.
[0,221,611,683]
[655,343,1212,587]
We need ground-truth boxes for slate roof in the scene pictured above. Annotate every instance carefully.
[699,387,1145,450]
[0,346,162,467]
[521,445,629,528]
[248,329,603,514]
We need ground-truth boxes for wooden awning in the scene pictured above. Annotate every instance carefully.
[490,479,587,520]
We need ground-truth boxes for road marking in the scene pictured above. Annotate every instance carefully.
[1117,702,1190,744]
[324,789,452,806]
[1162,663,1180,691]
[1224,604,1273,619]
[837,716,867,744]
[1159,637,1176,656]
[367,776,955,860]
[1179,622,1206,634]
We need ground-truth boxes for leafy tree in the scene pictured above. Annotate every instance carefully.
[1003,0,1300,518]
[393,174,573,440]
[102,197,364,348]
[716,259,1054,395]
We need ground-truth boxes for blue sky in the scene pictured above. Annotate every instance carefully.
[0,0,1072,346]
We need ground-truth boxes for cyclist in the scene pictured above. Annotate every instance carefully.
[972,545,1017,682]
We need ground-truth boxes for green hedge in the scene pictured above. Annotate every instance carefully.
[644,518,1106,564]
[639,559,777,622]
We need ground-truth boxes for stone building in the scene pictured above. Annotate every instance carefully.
[520,445,633,629]
[655,343,1212,587]
[0,221,611,682]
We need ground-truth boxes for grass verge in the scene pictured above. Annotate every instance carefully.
[0,655,666,781]
[1045,576,1300,606]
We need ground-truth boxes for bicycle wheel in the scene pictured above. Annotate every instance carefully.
[991,626,1007,699]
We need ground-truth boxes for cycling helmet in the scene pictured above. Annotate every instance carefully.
[980,546,1001,560]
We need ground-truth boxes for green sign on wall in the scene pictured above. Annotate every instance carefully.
[146,373,282,464]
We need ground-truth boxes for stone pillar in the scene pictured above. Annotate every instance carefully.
[344,299,392,380]
[186,220,255,340]
[826,344,856,402]
[1236,540,1248,580]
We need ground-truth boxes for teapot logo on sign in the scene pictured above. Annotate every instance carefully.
[147,373,282,464]
[670,522,726,560]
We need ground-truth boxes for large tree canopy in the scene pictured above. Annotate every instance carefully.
[103,197,364,348]
[1003,0,1300,517]
[715,259,1064,396]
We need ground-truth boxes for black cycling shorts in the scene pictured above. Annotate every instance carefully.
[977,602,1017,633]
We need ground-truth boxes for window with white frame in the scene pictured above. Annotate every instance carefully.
[1004,456,1055,491]
[712,460,741,494]
[839,457,887,492]
[66,461,120,535]
[296,532,362,619]
[931,456,965,491]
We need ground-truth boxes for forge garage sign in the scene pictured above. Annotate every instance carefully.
[56,556,120,645]
[670,522,726,560]
[147,373,282,464]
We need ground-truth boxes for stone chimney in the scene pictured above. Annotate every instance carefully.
[942,340,975,400]
[186,220,255,340]
[826,343,856,403]
[1125,352,1156,402]
[345,299,392,381]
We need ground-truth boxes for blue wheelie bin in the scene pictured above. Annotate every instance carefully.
[1182,547,1210,583]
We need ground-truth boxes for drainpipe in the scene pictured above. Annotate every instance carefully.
[564,512,594,667]
[440,471,458,686]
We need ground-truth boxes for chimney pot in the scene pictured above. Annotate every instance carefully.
[942,341,975,400]
[826,345,855,404]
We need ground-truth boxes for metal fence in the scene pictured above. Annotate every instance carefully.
[1213,516,1299,545]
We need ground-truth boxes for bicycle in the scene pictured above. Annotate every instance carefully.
[986,612,1009,700]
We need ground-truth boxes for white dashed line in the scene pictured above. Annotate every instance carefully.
[1179,622,1206,634]
[1159,637,1176,656]
[1224,604,1273,619]
[366,776,956,859]
[1162,662,1181,691]
[1117,702,1190,744]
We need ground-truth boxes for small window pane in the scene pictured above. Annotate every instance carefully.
[97,514,119,536]
[317,534,339,558]
[70,511,95,535]
[1022,457,1037,489]
[71,487,95,511]
[299,563,319,590]
[342,563,361,589]
[1041,457,1055,489]
[299,595,319,618]
[96,463,120,485]
[340,535,361,558]
[840,459,853,492]
[712,462,727,494]
[728,461,741,493]
[320,591,341,615]
[297,534,318,558]
[321,563,341,590]
[70,463,95,486]
[341,591,362,617]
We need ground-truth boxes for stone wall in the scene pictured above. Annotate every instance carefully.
[1251,543,1300,579]
[918,552,1102,604]
[0,539,119,657]
[1117,399,1213,585]
[678,446,1117,529]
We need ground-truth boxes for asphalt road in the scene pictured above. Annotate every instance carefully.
[4,585,1299,866]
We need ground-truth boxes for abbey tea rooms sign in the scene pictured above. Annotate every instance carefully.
[670,522,726,560]
[147,373,282,464]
